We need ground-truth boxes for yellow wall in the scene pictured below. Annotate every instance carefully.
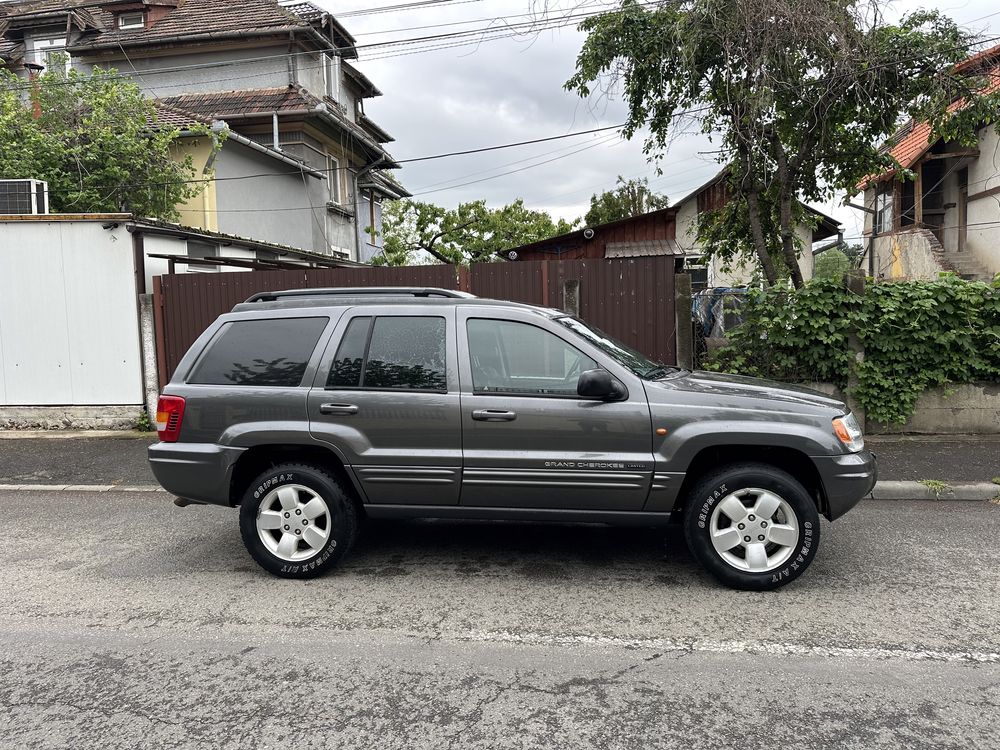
[170,137,218,232]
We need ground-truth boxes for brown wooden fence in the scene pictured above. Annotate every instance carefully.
[152,258,676,386]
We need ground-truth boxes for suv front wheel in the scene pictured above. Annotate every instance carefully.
[238,463,358,578]
[682,463,820,591]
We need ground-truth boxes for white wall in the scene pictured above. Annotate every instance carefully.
[0,221,143,406]
[966,126,1000,274]
[675,196,815,286]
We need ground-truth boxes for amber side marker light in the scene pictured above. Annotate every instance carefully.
[655,428,668,436]
[832,413,864,452]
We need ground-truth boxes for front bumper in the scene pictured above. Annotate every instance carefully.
[811,449,878,521]
[148,442,245,507]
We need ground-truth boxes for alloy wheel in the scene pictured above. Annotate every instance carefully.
[255,484,332,562]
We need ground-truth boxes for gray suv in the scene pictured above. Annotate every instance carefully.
[149,287,876,590]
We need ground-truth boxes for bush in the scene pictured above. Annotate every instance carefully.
[705,274,1000,424]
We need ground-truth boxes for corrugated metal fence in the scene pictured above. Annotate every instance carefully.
[152,258,675,386]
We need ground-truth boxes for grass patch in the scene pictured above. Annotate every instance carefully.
[918,479,951,499]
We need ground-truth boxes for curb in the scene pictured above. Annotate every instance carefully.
[0,481,997,500]
[868,481,999,501]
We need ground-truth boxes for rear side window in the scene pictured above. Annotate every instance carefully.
[325,315,447,391]
[189,317,328,386]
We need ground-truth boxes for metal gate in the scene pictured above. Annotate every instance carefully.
[153,258,676,386]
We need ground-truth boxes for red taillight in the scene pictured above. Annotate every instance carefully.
[155,395,185,443]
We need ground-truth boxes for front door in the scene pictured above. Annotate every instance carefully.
[308,306,462,505]
[456,309,654,511]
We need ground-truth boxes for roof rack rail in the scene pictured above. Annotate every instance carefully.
[244,287,475,303]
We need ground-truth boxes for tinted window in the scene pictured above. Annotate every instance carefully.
[189,317,327,386]
[364,316,446,390]
[467,319,596,396]
[326,316,371,388]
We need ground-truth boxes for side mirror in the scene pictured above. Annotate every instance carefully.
[577,369,624,400]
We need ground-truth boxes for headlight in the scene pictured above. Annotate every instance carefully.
[832,413,864,452]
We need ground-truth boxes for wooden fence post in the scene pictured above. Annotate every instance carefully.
[674,273,694,369]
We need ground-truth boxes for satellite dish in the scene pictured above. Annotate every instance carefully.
[583,228,595,239]
[508,250,518,260]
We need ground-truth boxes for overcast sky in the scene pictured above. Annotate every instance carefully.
[323,0,1000,242]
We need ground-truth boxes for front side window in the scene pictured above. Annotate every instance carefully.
[467,319,596,396]
[325,316,447,391]
[189,317,328,387]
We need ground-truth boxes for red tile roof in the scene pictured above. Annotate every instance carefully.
[151,100,213,129]
[861,54,1000,189]
[160,86,317,117]
[0,0,315,48]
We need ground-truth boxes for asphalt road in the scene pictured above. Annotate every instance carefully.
[1,490,999,749]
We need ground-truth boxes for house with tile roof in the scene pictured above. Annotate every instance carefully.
[857,43,1000,281]
[0,0,407,263]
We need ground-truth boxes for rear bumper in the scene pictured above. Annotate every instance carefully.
[148,442,244,507]
[812,449,878,521]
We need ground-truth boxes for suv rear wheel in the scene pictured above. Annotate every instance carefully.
[238,463,357,578]
[682,463,820,591]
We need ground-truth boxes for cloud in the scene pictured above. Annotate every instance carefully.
[326,0,999,232]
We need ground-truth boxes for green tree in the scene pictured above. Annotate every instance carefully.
[0,61,207,220]
[584,175,668,226]
[374,198,577,266]
[566,0,1000,287]
[813,249,851,280]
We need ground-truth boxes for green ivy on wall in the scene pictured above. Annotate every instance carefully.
[705,274,1000,424]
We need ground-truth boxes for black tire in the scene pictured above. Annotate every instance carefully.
[682,463,820,591]
[238,462,358,579]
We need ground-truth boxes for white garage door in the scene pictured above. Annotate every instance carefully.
[0,221,142,406]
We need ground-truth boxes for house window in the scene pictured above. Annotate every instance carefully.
[327,154,340,204]
[322,54,340,102]
[874,189,893,234]
[30,37,69,73]
[117,12,146,30]
[187,241,219,272]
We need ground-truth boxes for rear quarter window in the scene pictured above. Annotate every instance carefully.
[188,317,328,387]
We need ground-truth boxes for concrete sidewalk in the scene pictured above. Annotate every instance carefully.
[0,430,997,497]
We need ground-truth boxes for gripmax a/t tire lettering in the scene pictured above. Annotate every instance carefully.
[682,463,821,591]
[238,463,358,579]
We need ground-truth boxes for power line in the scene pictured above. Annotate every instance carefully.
[335,0,487,18]
[397,122,628,163]
[410,132,624,195]
[0,1,657,93]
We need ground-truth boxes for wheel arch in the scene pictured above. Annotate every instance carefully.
[673,445,827,518]
[228,443,366,514]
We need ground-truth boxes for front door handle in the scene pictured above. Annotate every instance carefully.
[472,409,516,422]
[319,403,359,416]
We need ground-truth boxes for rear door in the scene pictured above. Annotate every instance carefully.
[457,308,654,510]
[308,305,462,505]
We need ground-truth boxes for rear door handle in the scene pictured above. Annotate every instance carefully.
[472,409,516,422]
[319,403,359,416]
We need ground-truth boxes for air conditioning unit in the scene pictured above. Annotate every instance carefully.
[0,179,49,215]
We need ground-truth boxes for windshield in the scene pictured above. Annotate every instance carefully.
[555,316,676,380]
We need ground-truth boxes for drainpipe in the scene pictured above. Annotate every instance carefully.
[353,156,386,261]
[272,112,281,151]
